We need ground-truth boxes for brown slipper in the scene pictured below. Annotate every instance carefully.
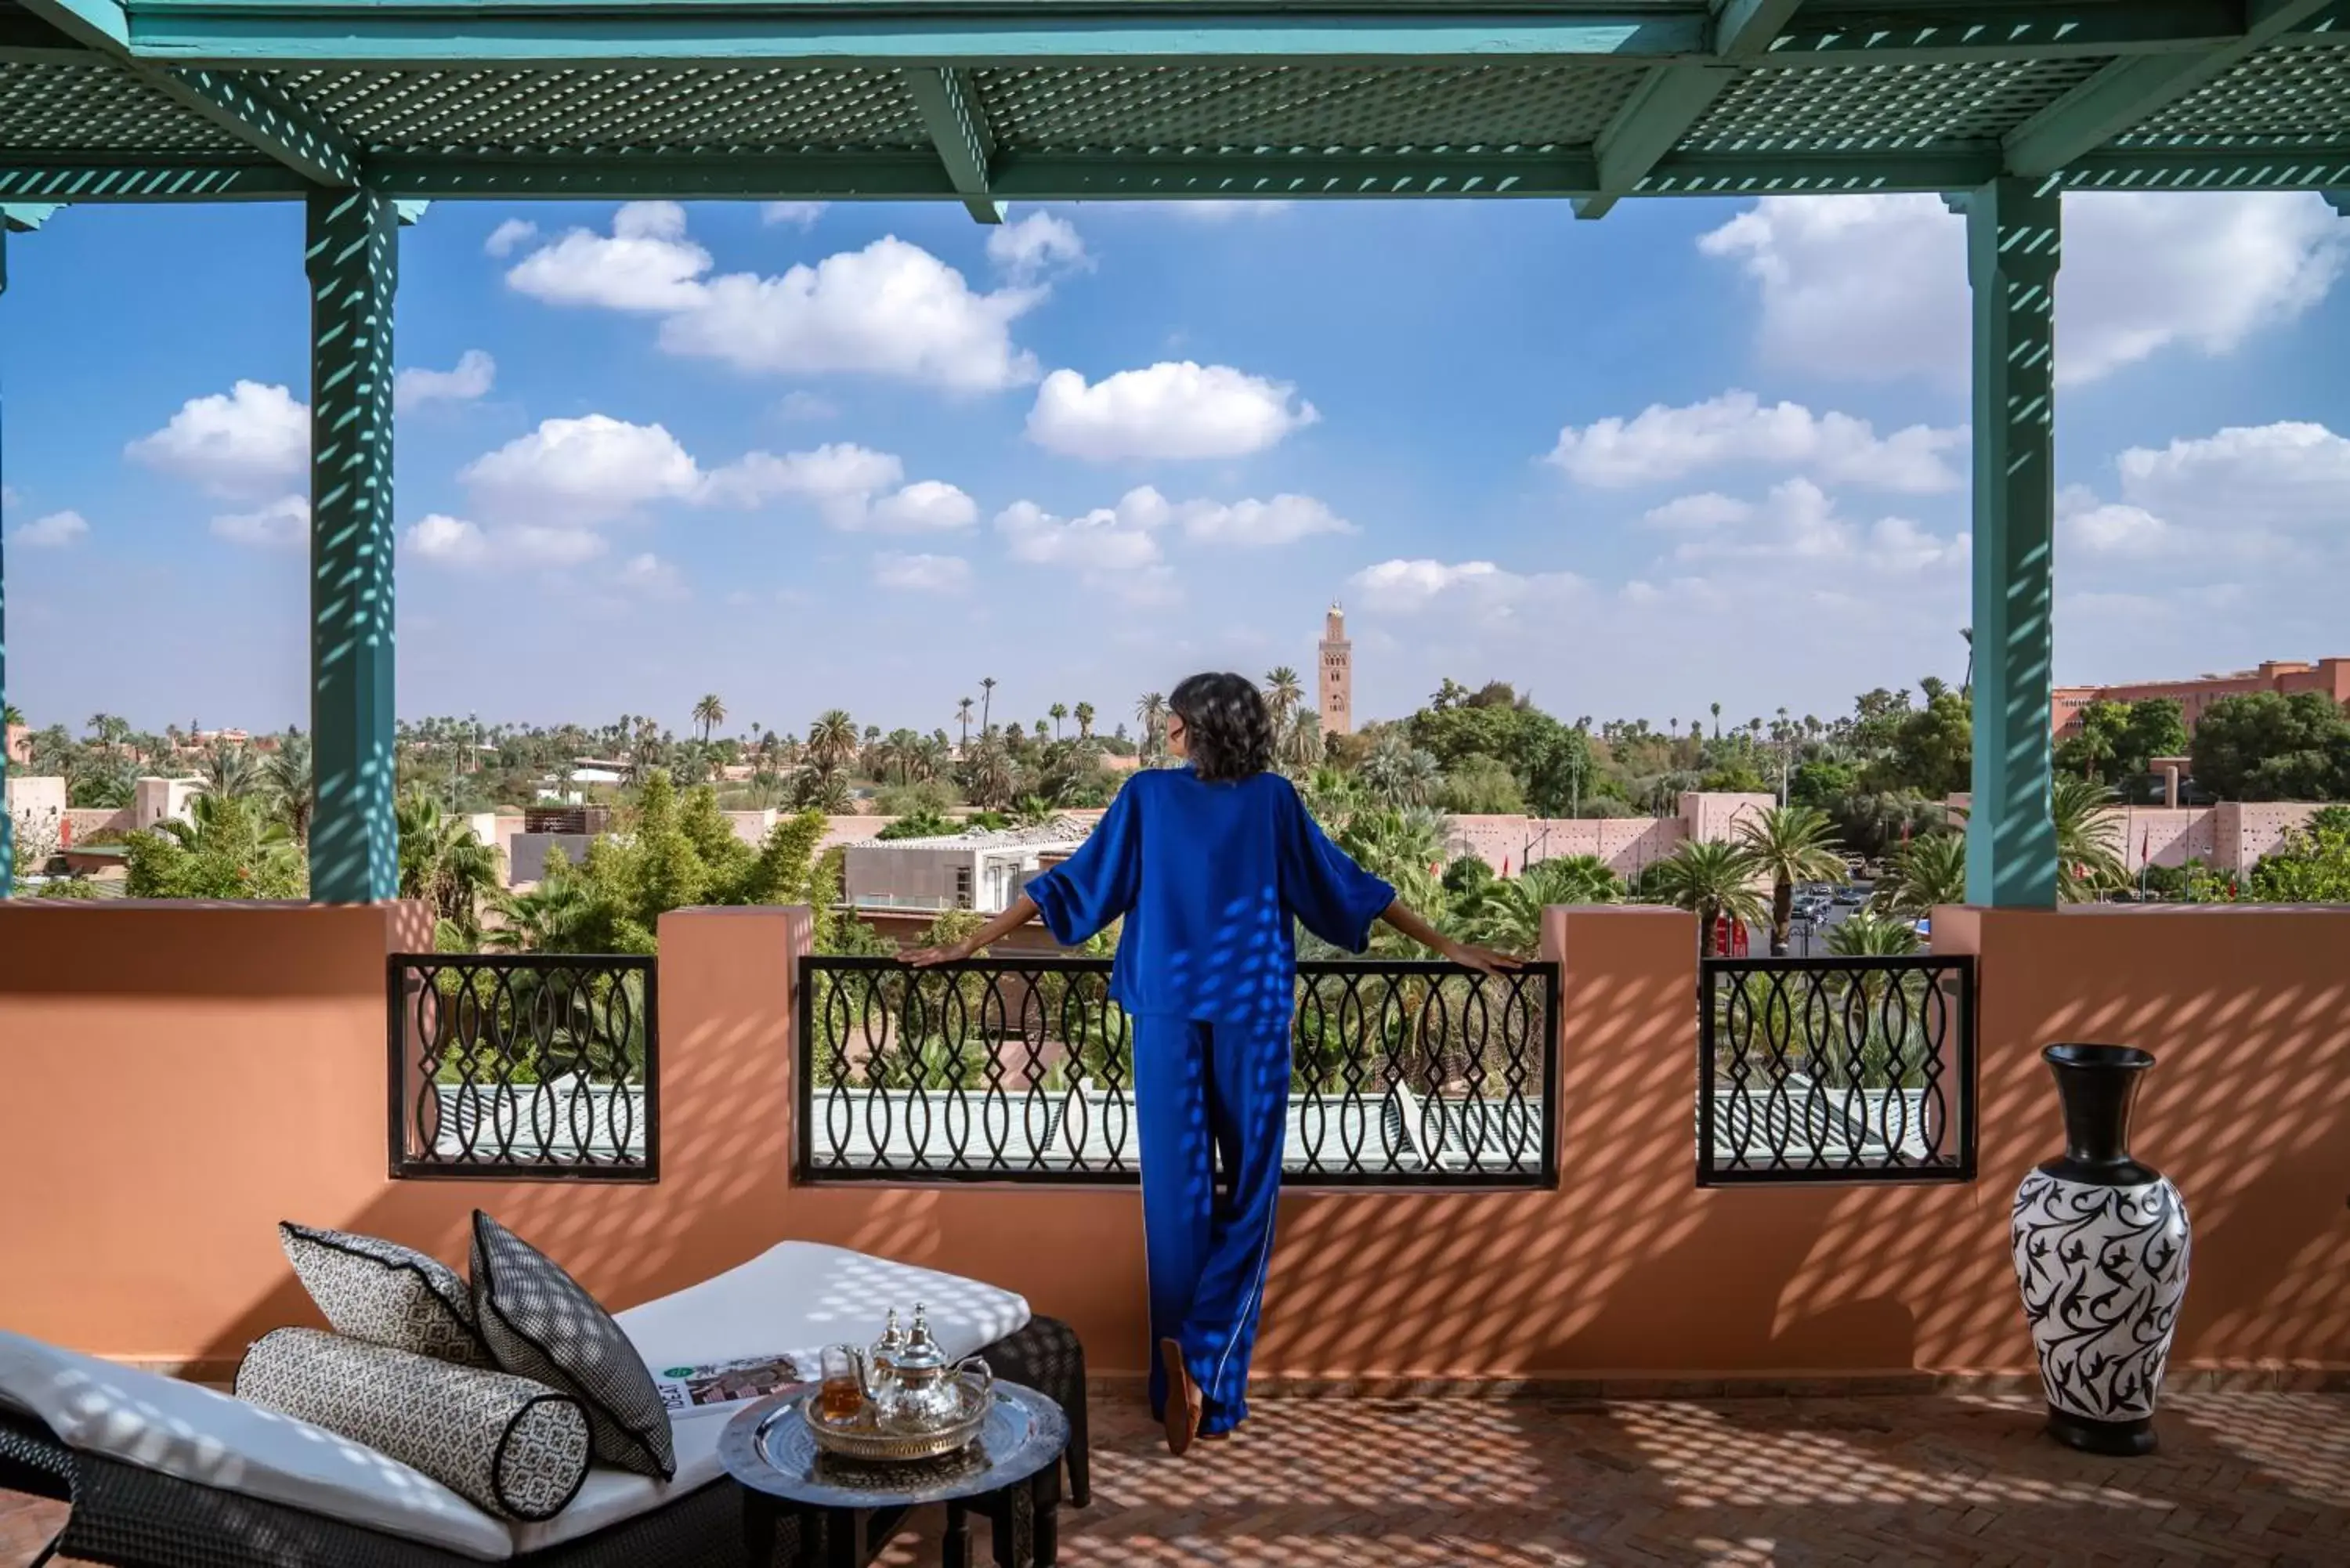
[1159,1337,1201,1457]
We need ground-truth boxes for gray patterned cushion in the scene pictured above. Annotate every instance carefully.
[470,1211,675,1480]
[280,1223,494,1369]
[235,1327,591,1522]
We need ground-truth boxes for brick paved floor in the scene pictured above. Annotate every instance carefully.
[7,1390,2348,1566]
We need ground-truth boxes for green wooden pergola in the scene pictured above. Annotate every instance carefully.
[0,1,2345,907]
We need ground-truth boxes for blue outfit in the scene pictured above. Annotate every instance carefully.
[1023,767,1394,1431]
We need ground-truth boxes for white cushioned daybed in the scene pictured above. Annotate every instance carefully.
[0,1241,1090,1568]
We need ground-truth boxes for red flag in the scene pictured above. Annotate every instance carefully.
[1502,857,1510,876]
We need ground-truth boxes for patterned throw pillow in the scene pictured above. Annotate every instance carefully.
[280,1223,494,1369]
[236,1327,591,1521]
[469,1211,675,1480]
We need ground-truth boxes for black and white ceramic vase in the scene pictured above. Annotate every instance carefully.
[2010,1043,2192,1457]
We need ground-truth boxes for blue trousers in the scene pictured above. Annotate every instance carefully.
[1133,1013,1290,1435]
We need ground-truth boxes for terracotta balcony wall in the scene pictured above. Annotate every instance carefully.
[0,899,2345,1389]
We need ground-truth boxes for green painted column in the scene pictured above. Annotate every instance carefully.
[306,187,400,902]
[1964,177,2061,908]
[0,226,12,898]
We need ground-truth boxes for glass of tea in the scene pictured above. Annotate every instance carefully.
[818,1345,864,1422]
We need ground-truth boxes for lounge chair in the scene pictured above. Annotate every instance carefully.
[1,1241,1090,1567]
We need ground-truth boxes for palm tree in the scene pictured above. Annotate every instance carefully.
[1264,667,1303,726]
[1882,832,1966,918]
[2054,775,2128,903]
[487,876,598,954]
[1,701,23,728]
[807,710,859,772]
[1826,910,1923,957]
[1711,700,1723,739]
[196,741,263,800]
[794,764,853,813]
[956,698,975,751]
[1650,840,1766,956]
[979,677,998,735]
[1734,805,1847,956]
[1134,692,1166,759]
[396,791,502,945]
[262,730,315,844]
[692,693,726,744]
[1073,701,1096,741]
[1360,736,1440,807]
[1466,855,1623,954]
[1048,703,1068,738]
[1280,710,1323,773]
[961,736,1015,808]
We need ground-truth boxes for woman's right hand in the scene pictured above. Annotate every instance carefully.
[902,941,976,969]
[1436,937,1522,977]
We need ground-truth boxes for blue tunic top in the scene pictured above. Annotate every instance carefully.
[1022,767,1395,1026]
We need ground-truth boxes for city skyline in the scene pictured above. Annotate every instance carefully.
[4,191,2346,734]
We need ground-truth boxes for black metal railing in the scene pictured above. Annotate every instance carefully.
[797,956,1558,1187]
[389,953,658,1180]
[1697,955,1975,1186]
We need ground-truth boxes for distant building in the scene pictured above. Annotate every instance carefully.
[1318,603,1354,736]
[841,818,1096,916]
[2052,658,2350,740]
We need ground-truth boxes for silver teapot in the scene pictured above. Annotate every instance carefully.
[844,1303,992,1429]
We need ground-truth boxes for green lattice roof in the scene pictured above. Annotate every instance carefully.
[0,2,2345,207]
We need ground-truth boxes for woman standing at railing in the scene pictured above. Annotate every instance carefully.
[907,671,1513,1456]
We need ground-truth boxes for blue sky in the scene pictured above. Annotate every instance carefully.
[5,190,2347,740]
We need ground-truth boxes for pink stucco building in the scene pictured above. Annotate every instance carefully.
[2052,658,2350,739]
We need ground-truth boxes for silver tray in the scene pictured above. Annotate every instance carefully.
[800,1377,993,1462]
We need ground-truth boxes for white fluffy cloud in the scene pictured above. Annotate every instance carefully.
[1549,391,1965,493]
[664,238,1043,391]
[1028,362,1318,461]
[996,491,1167,571]
[504,201,711,313]
[1642,493,1752,530]
[993,484,1350,578]
[1171,493,1352,546]
[873,551,973,593]
[505,207,1050,392]
[619,552,687,600]
[1162,201,1295,222]
[1348,558,1585,614]
[11,509,88,547]
[987,212,1089,281]
[395,349,496,414]
[461,414,703,526]
[761,202,827,229]
[406,514,609,570]
[483,219,538,258]
[211,493,309,548]
[700,443,974,532]
[126,381,307,498]
[2059,419,2350,563]
[1654,479,1967,574]
[1700,192,2350,387]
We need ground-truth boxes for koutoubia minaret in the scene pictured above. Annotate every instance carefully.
[1318,603,1354,736]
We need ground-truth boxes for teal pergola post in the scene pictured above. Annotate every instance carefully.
[306,186,399,903]
[1964,177,2062,909]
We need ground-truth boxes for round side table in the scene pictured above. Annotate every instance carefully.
[719,1382,1069,1568]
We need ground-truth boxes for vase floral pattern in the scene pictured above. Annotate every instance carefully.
[2011,1172,2190,1429]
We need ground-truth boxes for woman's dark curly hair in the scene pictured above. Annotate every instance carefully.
[1169,672,1275,782]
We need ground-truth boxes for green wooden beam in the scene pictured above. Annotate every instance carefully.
[154,64,363,186]
[0,203,60,231]
[0,225,11,896]
[24,2,363,186]
[1574,0,1798,220]
[1965,175,2061,910]
[2060,143,2350,188]
[127,5,1707,66]
[0,161,308,201]
[306,186,400,905]
[2328,189,2350,215]
[2005,0,2340,175]
[12,0,125,52]
[903,65,1006,225]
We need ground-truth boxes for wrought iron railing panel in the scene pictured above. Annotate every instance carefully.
[389,953,657,1180]
[1697,955,1975,1186]
[797,956,1557,1187]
